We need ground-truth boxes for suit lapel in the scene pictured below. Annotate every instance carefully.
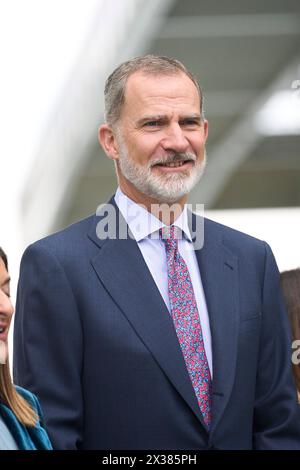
[193,214,239,434]
[88,202,240,433]
[88,202,207,429]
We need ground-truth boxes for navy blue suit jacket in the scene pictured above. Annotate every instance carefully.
[13,199,300,449]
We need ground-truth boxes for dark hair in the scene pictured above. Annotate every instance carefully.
[0,247,8,270]
[280,268,300,399]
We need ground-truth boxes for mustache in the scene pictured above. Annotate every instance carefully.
[150,152,197,167]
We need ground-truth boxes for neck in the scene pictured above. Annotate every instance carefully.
[118,180,187,225]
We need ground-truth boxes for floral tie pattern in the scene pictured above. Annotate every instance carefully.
[160,225,212,427]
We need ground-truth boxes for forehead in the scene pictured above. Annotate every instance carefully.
[122,71,200,116]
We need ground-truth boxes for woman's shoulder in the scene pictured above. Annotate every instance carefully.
[15,385,37,401]
[14,386,41,414]
[14,386,52,450]
[14,385,49,430]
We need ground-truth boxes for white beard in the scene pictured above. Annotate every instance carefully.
[117,138,207,203]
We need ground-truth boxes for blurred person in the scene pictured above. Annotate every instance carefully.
[0,247,52,450]
[13,55,300,449]
[280,268,300,403]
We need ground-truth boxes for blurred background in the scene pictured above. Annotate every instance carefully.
[1,0,300,309]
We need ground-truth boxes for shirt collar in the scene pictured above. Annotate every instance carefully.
[114,187,192,243]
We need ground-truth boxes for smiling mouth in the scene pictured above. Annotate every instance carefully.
[153,159,194,169]
[152,159,195,173]
[156,161,187,168]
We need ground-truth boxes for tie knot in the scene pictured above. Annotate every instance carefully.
[160,226,181,248]
[160,225,177,240]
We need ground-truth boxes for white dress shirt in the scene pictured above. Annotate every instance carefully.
[114,187,213,376]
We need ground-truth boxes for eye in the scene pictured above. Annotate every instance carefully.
[144,121,161,127]
[181,119,200,127]
[1,285,10,298]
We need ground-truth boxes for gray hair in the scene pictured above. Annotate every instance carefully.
[104,55,204,126]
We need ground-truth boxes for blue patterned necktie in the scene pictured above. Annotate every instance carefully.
[160,225,212,427]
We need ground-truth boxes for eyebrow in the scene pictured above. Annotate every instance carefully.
[136,113,202,127]
[136,115,167,126]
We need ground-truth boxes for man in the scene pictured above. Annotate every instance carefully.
[14,55,300,449]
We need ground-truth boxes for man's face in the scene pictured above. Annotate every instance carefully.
[102,70,208,205]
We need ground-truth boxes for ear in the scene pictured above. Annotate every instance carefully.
[203,119,209,141]
[98,124,120,161]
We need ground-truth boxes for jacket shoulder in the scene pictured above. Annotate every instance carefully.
[22,213,95,264]
[203,216,266,251]
[35,213,94,247]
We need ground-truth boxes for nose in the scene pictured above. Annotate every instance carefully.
[161,123,189,154]
[0,291,14,321]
